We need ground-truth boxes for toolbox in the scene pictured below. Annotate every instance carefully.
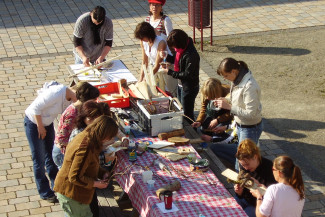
[96,82,130,108]
[137,97,183,137]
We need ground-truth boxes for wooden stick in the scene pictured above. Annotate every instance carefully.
[69,55,122,78]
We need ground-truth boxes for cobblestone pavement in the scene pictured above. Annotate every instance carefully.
[1,0,325,216]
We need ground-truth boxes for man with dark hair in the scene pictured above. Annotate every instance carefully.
[73,6,113,67]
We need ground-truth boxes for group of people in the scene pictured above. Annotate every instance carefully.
[23,1,305,217]
[24,80,127,216]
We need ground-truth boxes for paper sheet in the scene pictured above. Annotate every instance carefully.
[156,202,179,213]
[70,60,137,85]
[148,141,175,149]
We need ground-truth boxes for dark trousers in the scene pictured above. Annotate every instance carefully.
[24,116,58,199]
[177,85,199,123]
[90,191,99,217]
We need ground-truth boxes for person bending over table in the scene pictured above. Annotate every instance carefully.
[234,139,276,217]
[160,29,200,122]
[52,81,100,169]
[145,0,173,41]
[54,115,118,217]
[134,21,177,96]
[68,101,114,217]
[250,155,305,217]
[192,78,233,142]
[73,6,113,67]
[24,81,77,203]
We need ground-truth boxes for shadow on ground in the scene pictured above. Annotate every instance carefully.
[263,118,325,188]
[264,118,325,139]
[226,45,310,56]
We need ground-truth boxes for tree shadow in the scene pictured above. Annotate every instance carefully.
[264,118,325,139]
[262,118,325,189]
[226,45,310,56]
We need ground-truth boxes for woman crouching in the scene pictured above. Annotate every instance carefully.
[54,115,118,217]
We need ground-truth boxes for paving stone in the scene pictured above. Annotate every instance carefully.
[15,201,40,211]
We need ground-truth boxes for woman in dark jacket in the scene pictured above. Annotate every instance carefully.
[162,29,200,122]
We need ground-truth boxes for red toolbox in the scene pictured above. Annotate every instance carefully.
[95,82,130,108]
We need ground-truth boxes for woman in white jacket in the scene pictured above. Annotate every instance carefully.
[216,57,263,146]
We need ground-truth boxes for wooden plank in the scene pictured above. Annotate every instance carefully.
[97,188,127,217]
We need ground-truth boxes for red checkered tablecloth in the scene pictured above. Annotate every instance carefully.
[115,137,247,217]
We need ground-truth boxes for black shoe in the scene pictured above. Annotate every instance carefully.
[44,195,59,203]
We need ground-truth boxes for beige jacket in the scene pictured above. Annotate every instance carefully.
[230,71,262,125]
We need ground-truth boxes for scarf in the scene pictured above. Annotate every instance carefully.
[90,20,103,45]
[233,68,248,86]
[174,39,189,72]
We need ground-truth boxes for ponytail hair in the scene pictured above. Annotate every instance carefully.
[274,155,305,200]
[217,57,249,75]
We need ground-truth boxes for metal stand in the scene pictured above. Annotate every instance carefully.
[188,0,213,51]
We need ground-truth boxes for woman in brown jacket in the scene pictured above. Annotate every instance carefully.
[54,115,118,217]
[192,78,233,142]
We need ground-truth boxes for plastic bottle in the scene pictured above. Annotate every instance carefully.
[128,138,137,162]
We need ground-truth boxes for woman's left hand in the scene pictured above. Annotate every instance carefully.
[160,68,169,74]
[216,97,231,110]
[250,188,262,199]
[208,119,218,129]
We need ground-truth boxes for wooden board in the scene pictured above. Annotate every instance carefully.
[136,81,151,100]
[129,84,145,99]
[221,168,267,195]
[168,137,190,146]
[155,150,187,161]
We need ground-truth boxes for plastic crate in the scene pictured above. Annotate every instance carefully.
[128,86,170,113]
[137,97,183,137]
[95,82,130,108]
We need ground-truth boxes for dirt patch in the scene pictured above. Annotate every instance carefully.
[196,26,325,183]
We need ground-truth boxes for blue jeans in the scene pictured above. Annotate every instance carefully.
[234,195,256,217]
[237,120,263,146]
[235,120,263,170]
[177,85,199,123]
[24,116,58,199]
[52,145,64,169]
[210,142,237,166]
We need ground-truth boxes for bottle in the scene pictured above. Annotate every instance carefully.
[128,138,137,162]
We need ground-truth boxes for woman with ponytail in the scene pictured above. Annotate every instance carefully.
[250,155,305,217]
[216,58,262,146]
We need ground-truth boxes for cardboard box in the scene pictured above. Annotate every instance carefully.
[137,97,183,136]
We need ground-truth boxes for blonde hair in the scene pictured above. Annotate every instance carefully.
[236,139,261,161]
[201,78,223,101]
